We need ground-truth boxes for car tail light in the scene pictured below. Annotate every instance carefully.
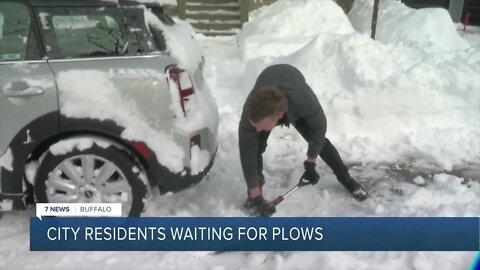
[167,66,194,115]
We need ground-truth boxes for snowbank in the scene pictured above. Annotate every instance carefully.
[403,174,479,216]
[348,0,470,52]
[245,33,480,169]
[240,1,480,170]
[239,0,355,60]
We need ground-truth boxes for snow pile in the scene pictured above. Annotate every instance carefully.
[238,0,355,60]
[0,148,13,171]
[0,199,13,211]
[240,1,479,170]
[412,175,425,186]
[348,0,470,52]
[56,70,185,173]
[146,10,203,74]
[402,174,479,216]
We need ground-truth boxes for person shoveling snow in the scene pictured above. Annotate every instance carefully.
[239,64,368,217]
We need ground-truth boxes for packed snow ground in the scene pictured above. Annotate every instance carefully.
[1,0,479,269]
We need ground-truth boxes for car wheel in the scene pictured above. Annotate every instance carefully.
[34,143,147,216]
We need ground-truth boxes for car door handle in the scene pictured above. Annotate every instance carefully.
[2,87,45,97]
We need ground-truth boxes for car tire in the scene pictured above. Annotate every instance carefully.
[34,143,147,216]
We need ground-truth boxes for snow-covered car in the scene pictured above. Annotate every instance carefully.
[0,0,219,216]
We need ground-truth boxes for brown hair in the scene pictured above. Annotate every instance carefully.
[248,86,287,123]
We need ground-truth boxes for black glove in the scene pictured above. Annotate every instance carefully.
[245,195,276,217]
[302,161,320,185]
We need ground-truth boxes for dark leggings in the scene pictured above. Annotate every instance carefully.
[257,120,350,186]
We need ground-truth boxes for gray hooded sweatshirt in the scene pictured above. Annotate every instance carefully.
[239,64,327,189]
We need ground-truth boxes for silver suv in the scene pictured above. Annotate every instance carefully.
[0,0,219,216]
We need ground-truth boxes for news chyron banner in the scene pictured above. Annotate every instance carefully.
[36,203,122,219]
[30,204,479,252]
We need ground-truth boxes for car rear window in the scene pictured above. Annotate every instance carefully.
[36,6,162,59]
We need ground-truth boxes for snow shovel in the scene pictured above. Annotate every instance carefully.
[270,177,312,206]
[213,178,312,255]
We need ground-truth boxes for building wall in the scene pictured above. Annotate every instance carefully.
[171,0,354,24]
[336,0,355,13]
[241,0,354,15]
[246,0,277,11]
[402,0,451,9]
[402,0,466,22]
[462,0,480,25]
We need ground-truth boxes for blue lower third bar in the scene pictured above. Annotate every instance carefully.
[30,217,479,251]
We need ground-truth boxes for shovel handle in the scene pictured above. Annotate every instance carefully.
[271,177,311,206]
[271,196,284,206]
